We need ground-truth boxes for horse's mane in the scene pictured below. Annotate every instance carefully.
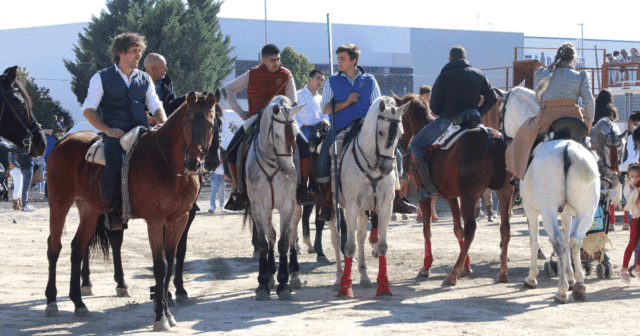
[0,75,35,123]
[397,93,434,126]
[161,92,222,145]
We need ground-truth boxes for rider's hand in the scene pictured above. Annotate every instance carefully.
[347,93,359,105]
[147,113,158,125]
[106,127,125,139]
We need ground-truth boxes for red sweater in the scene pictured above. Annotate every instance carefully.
[247,65,292,117]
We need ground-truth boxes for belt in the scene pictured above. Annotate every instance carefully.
[542,99,578,109]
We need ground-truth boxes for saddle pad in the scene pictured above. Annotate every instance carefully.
[432,124,466,149]
[85,126,147,165]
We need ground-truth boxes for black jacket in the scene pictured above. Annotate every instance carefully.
[157,74,177,115]
[430,59,497,119]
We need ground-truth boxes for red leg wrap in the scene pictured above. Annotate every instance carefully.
[609,204,616,225]
[337,257,354,298]
[424,242,433,269]
[459,240,471,267]
[369,228,379,243]
[376,256,392,296]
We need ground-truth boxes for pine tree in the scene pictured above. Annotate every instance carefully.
[280,47,315,91]
[64,0,234,105]
[17,68,74,130]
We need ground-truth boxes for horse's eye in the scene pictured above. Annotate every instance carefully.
[378,131,384,136]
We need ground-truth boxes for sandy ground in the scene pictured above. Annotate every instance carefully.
[1,186,640,335]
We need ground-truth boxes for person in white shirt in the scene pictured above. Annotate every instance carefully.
[209,147,227,214]
[296,69,329,141]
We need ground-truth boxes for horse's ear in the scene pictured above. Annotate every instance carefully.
[214,88,221,103]
[396,101,410,117]
[291,103,306,116]
[391,92,401,106]
[272,104,280,115]
[1,66,18,87]
[378,99,386,113]
[186,92,197,106]
[205,92,216,107]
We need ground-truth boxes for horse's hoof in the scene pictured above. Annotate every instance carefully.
[568,279,576,291]
[307,247,315,254]
[153,320,171,332]
[332,282,341,292]
[496,272,509,283]
[116,287,131,298]
[167,297,175,307]
[462,266,473,277]
[81,286,93,296]
[277,288,292,300]
[317,255,331,264]
[255,289,270,301]
[442,275,457,286]
[537,249,547,260]
[371,250,379,258]
[268,277,275,289]
[554,293,569,304]
[74,307,90,317]
[176,294,189,304]
[360,278,372,288]
[417,267,430,278]
[45,303,60,317]
[168,315,178,327]
[337,286,354,299]
[523,278,537,289]
[290,278,302,289]
[571,283,586,301]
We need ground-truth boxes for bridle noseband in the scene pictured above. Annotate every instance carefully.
[0,86,38,154]
[355,114,401,172]
[255,113,296,170]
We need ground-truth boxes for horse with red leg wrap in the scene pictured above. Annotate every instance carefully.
[393,92,514,285]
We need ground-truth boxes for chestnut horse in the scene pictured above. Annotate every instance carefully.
[0,66,46,157]
[393,93,514,285]
[45,92,221,331]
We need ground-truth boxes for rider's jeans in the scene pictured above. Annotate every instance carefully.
[410,117,453,160]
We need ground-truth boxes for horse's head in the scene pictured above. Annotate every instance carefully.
[182,90,220,174]
[0,66,46,157]
[261,96,304,174]
[202,89,223,172]
[590,119,626,177]
[392,92,431,154]
[369,97,408,175]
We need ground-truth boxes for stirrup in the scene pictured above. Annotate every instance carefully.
[296,186,315,205]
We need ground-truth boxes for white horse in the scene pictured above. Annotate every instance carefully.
[245,96,304,300]
[328,97,408,298]
[503,87,600,303]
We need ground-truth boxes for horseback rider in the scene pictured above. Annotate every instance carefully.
[222,44,314,211]
[411,45,498,198]
[82,33,167,231]
[316,44,416,221]
[144,53,177,119]
[505,42,595,181]
[296,69,330,141]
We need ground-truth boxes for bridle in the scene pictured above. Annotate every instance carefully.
[354,114,401,172]
[155,105,216,177]
[0,86,39,154]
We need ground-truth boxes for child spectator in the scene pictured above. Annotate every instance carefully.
[621,163,640,283]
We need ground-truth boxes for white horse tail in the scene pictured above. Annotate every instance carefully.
[564,141,598,183]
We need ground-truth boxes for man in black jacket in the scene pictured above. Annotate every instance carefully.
[144,53,177,118]
[410,46,497,198]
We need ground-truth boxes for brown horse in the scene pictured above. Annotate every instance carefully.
[0,66,46,157]
[393,92,514,285]
[45,91,221,331]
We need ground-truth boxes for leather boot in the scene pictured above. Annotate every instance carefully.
[102,198,124,231]
[13,198,21,211]
[225,162,249,211]
[414,155,438,199]
[393,190,417,214]
[297,157,315,205]
[317,181,334,221]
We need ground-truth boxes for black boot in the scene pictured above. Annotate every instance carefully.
[297,157,315,205]
[102,198,125,231]
[393,191,417,213]
[414,156,438,199]
[317,181,333,221]
[225,189,249,211]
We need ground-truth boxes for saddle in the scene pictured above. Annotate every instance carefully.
[85,126,148,165]
[431,122,497,151]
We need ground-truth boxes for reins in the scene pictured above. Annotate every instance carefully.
[0,86,36,154]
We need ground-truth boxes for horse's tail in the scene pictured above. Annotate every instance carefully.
[87,214,111,260]
[242,204,253,231]
[564,141,598,183]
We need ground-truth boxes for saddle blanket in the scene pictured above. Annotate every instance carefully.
[432,124,497,150]
[85,126,147,165]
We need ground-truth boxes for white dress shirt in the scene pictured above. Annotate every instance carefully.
[82,64,163,114]
[296,86,327,127]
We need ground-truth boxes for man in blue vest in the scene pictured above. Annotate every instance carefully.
[82,33,166,231]
[316,44,415,221]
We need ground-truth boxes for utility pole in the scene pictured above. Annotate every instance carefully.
[477,15,479,30]
[578,23,584,60]
[264,0,268,44]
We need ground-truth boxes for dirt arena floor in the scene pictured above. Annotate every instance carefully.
[1,185,639,335]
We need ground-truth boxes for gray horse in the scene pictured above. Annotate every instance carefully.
[245,96,304,300]
[589,118,626,210]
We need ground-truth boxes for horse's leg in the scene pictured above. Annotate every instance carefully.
[337,205,358,298]
[447,197,472,276]
[289,206,303,289]
[252,207,273,300]
[69,201,100,317]
[172,203,197,305]
[561,215,576,289]
[375,205,392,297]
[570,212,593,301]
[276,204,295,300]
[369,212,379,248]
[496,184,514,283]
[106,229,129,298]
[161,215,188,328]
[302,204,314,253]
[357,212,372,287]
[418,197,434,278]
[251,221,260,259]
[148,220,171,331]
[523,208,540,289]
[340,209,348,254]
[80,246,93,296]
[541,211,569,303]
[328,215,343,291]
[444,194,477,286]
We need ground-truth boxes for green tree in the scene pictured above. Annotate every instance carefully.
[280,46,315,90]
[17,67,74,130]
[64,0,234,106]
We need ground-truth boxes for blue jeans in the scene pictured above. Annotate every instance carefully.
[21,166,33,207]
[410,117,453,160]
[210,173,226,210]
[101,135,124,201]
[316,127,337,183]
